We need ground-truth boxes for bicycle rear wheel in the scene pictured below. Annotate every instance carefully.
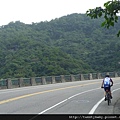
[107,94,111,105]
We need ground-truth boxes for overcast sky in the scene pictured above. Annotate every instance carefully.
[0,0,109,26]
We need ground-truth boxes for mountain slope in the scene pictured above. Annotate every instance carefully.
[0,20,93,78]
[0,13,120,78]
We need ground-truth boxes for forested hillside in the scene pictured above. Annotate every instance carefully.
[0,13,120,79]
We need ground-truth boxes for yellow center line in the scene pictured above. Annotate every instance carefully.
[0,81,101,105]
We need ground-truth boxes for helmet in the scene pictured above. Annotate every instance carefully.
[105,75,109,77]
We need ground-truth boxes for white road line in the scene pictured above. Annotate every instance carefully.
[28,82,120,120]
[39,82,120,115]
[89,85,120,114]
[38,88,100,114]
[89,97,104,114]
[38,99,68,115]
[67,88,100,100]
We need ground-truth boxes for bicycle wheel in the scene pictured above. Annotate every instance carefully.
[107,93,110,105]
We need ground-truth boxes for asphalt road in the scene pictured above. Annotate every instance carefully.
[0,77,120,115]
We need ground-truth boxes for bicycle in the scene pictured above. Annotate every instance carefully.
[101,86,112,106]
[105,88,111,105]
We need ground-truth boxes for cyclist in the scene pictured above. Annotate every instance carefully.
[101,75,113,101]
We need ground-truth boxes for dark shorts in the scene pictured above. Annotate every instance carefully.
[104,87,111,92]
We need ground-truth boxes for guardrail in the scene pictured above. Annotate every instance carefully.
[0,72,119,89]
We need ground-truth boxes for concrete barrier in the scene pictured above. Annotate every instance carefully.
[88,73,93,80]
[7,78,12,89]
[60,75,65,83]
[30,77,36,86]
[70,75,75,81]
[19,78,23,87]
[0,72,119,89]
[52,76,56,84]
[42,76,46,85]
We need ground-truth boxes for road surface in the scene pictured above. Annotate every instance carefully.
[0,77,120,119]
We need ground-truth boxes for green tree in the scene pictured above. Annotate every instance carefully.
[86,0,120,37]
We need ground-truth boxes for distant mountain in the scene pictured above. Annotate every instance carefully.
[0,13,120,78]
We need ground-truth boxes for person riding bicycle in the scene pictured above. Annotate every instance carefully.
[101,75,113,101]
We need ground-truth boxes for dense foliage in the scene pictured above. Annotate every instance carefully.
[0,13,120,79]
[86,0,120,37]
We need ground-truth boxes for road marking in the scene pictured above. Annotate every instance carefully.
[29,88,100,120]
[38,88,100,115]
[89,83,120,114]
[28,87,100,120]
[29,82,120,120]
[38,82,120,115]
[89,97,104,114]
[39,99,68,115]
[0,81,100,105]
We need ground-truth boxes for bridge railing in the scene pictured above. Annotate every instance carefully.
[0,72,120,89]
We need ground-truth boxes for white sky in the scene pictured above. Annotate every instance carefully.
[0,0,109,26]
